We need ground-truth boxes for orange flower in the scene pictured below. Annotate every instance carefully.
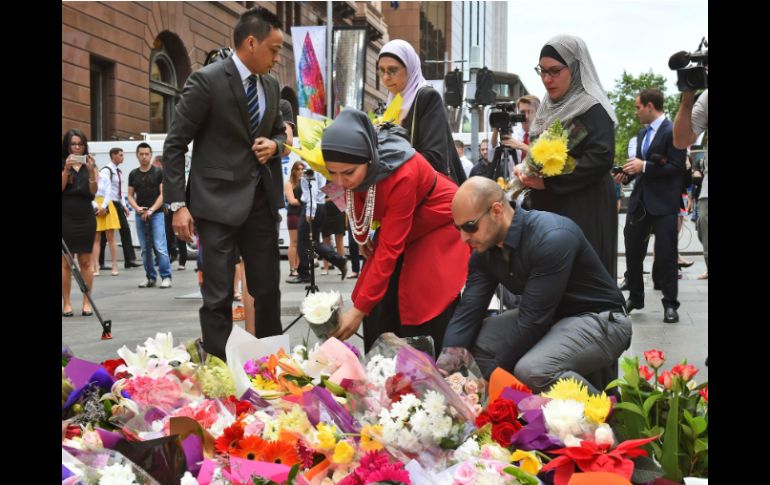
[215,421,245,455]
[257,440,301,467]
[232,436,268,460]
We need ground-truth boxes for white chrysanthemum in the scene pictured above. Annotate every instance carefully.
[542,399,588,440]
[381,420,400,443]
[423,390,446,417]
[430,415,453,440]
[98,463,138,485]
[301,291,340,324]
[454,437,481,462]
[390,398,414,422]
[143,332,191,364]
[365,355,397,387]
[398,427,420,450]
[410,409,431,440]
[398,393,420,410]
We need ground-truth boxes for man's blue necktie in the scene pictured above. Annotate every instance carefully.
[246,75,261,139]
[641,125,653,159]
[246,74,262,185]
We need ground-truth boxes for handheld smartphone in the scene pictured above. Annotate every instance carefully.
[71,155,87,165]
[611,166,624,175]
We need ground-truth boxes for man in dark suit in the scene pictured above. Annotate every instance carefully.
[162,7,286,360]
[616,88,686,323]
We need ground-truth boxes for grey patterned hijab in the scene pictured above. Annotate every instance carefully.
[321,109,416,192]
[530,35,618,137]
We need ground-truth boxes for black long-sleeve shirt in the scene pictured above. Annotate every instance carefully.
[443,204,625,371]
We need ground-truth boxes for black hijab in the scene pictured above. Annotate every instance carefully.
[321,109,416,192]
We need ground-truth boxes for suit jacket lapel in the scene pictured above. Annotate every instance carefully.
[225,58,252,140]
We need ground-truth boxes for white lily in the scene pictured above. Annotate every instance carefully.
[143,332,191,364]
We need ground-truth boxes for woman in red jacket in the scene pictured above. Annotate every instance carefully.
[324,109,470,354]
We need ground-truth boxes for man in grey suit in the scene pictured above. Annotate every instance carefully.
[162,7,287,360]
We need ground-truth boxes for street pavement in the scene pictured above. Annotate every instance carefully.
[62,213,707,381]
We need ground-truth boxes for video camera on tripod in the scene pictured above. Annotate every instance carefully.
[489,102,527,135]
[669,37,708,91]
[486,103,526,181]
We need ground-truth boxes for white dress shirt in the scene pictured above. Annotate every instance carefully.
[641,114,666,173]
[92,164,114,209]
[301,171,327,218]
[232,53,266,127]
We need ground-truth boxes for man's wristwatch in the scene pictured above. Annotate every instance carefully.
[169,202,186,212]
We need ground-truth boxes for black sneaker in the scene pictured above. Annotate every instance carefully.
[138,278,157,288]
[125,261,142,269]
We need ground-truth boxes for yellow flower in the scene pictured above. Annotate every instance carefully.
[584,392,612,424]
[530,137,568,176]
[360,424,384,452]
[511,449,542,475]
[250,375,281,391]
[542,377,588,403]
[375,94,403,125]
[332,440,356,464]
[315,423,338,451]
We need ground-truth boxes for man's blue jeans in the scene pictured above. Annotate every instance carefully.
[135,212,172,281]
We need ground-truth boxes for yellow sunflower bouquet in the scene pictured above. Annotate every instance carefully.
[506,118,579,200]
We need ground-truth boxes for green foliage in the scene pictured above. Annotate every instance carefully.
[610,355,708,481]
[607,70,680,163]
[503,465,540,485]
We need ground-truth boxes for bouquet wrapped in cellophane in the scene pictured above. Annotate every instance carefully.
[506,118,586,200]
[354,333,477,472]
[301,291,343,341]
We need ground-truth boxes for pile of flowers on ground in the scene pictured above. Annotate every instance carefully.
[62,332,707,485]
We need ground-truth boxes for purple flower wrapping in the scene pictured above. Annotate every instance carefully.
[303,386,361,433]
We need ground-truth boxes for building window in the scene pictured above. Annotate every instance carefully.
[90,57,114,141]
[149,48,180,133]
[420,2,447,80]
[277,2,301,33]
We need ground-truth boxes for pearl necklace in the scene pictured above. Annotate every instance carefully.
[346,185,376,245]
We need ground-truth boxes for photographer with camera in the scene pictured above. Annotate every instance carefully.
[672,39,707,280]
[491,95,541,165]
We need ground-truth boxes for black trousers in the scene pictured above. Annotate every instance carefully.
[297,203,346,278]
[363,256,460,359]
[624,205,679,309]
[99,201,137,266]
[346,224,362,273]
[195,183,282,360]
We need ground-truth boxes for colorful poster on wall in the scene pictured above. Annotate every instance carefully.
[291,26,327,120]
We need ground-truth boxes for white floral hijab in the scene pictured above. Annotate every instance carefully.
[530,35,618,137]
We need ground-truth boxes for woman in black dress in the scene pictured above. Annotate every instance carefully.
[62,129,99,316]
[516,35,619,278]
[378,39,466,186]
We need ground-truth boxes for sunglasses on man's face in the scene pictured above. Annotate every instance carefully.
[455,204,495,233]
